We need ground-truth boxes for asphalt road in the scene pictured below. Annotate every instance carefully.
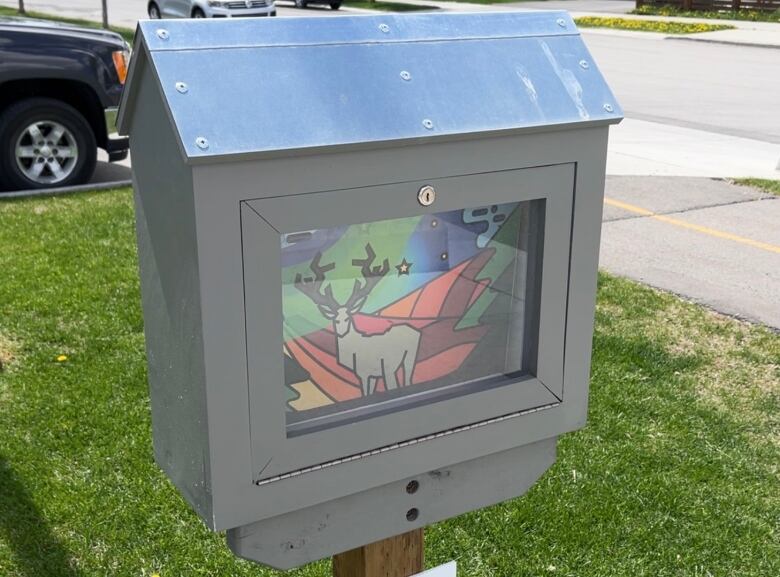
[584,34,780,145]
[601,177,780,328]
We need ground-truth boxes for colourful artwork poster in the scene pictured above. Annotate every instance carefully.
[282,201,534,434]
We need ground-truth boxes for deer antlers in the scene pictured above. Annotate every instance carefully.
[346,244,389,311]
[294,244,389,314]
[294,252,339,312]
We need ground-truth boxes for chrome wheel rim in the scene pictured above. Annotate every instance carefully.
[15,120,78,185]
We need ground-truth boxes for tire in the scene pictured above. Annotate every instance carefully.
[192,7,206,17]
[294,0,308,8]
[330,2,341,8]
[148,2,161,18]
[0,98,97,191]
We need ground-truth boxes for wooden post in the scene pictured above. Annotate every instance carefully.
[333,529,424,577]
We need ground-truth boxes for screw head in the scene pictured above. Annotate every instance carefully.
[195,137,209,150]
[603,103,614,113]
[379,23,390,33]
[175,82,189,94]
[422,118,434,130]
[417,185,435,207]
[579,60,589,69]
[406,480,420,494]
[556,18,567,27]
[400,70,411,81]
[156,28,170,40]
[406,508,419,522]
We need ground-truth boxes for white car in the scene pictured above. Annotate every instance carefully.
[148,0,276,19]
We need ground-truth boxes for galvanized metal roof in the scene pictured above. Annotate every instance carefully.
[118,11,622,162]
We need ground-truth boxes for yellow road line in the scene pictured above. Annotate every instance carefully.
[604,197,780,255]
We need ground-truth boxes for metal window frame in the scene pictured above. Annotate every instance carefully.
[241,163,575,482]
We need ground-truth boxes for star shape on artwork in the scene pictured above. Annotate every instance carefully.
[395,258,413,276]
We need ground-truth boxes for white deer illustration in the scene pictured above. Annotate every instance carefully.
[295,244,421,397]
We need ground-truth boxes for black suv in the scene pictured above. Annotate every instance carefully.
[0,17,130,191]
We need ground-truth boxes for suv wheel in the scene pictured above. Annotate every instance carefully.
[148,2,161,18]
[0,98,97,191]
[192,8,206,17]
[330,1,341,8]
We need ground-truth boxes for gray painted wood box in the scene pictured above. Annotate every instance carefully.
[118,12,621,569]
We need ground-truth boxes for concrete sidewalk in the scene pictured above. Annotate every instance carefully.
[607,119,779,179]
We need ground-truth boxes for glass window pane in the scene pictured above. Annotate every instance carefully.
[282,200,544,437]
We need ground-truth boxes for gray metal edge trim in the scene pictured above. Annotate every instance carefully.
[182,117,623,166]
[116,24,146,136]
[255,401,560,486]
[130,41,192,164]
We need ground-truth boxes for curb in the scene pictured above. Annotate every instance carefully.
[665,36,780,49]
[0,179,132,200]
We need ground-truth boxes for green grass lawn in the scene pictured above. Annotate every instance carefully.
[574,15,734,34]
[0,6,135,43]
[632,5,780,23]
[1,189,778,577]
[733,178,780,197]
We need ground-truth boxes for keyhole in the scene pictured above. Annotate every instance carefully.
[418,185,435,207]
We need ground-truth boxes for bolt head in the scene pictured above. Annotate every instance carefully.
[379,23,390,33]
[579,60,589,69]
[422,119,434,130]
[175,82,189,94]
[195,137,209,150]
[603,103,614,113]
[156,28,169,40]
[556,18,567,27]
[400,70,411,81]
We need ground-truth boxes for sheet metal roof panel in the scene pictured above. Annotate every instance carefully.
[139,11,580,50]
[123,12,622,162]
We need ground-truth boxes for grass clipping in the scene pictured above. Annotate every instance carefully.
[575,16,735,34]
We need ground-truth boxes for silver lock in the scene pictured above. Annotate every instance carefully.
[417,185,435,207]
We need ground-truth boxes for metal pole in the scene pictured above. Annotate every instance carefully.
[18,0,25,14]
[101,0,109,29]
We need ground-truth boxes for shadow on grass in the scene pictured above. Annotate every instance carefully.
[0,456,82,577]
